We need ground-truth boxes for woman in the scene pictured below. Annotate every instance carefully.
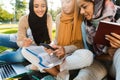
[24,0,94,79]
[77,0,120,79]
[0,0,52,65]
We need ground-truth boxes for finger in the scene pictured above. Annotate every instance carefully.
[45,48,53,54]
[111,33,120,40]
[110,42,119,48]
[52,45,60,49]
[53,49,59,54]
[106,35,120,45]
[56,52,63,59]
[110,39,120,48]
[24,38,32,42]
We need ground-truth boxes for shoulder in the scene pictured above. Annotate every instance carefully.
[55,13,61,24]
[46,13,52,28]
[18,14,29,28]
[19,14,29,22]
[56,13,61,21]
[47,13,52,20]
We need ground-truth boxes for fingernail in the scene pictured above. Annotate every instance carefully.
[111,32,113,34]
[50,53,53,55]
[105,37,108,40]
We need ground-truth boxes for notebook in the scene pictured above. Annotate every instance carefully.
[0,62,29,80]
[22,46,64,71]
[94,20,120,46]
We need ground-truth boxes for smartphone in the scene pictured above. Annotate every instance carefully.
[40,43,56,50]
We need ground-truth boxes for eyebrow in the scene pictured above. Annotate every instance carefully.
[81,3,88,7]
[34,3,46,6]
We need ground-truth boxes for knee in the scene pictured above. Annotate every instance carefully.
[61,49,93,70]
[74,49,93,63]
[66,49,93,66]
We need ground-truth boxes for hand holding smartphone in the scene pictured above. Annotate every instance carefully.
[39,43,56,51]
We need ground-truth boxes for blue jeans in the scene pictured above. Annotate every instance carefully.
[0,34,25,63]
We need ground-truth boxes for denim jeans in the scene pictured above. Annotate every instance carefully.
[0,34,25,63]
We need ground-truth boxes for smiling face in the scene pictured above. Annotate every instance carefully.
[61,0,74,14]
[77,0,94,20]
[33,0,47,17]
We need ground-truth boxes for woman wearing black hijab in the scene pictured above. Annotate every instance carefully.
[0,0,52,66]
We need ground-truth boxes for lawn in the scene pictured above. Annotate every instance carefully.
[0,24,56,53]
[0,24,18,53]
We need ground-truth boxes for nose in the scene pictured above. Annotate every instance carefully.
[38,7,42,11]
[80,8,85,14]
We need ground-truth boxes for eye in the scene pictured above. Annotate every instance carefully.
[83,5,87,9]
[34,4,39,8]
[41,5,46,8]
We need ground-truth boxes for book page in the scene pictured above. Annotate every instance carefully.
[23,46,64,69]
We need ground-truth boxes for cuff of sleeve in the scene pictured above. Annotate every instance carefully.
[64,45,77,54]
[17,41,23,47]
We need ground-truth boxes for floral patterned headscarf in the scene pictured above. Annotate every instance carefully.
[85,0,118,55]
[85,0,116,45]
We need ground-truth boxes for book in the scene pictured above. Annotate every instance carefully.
[94,20,120,47]
[22,46,64,69]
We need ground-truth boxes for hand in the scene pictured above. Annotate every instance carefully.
[22,38,33,47]
[52,45,65,59]
[107,47,117,57]
[105,33,120,48]
[44,47,53,54]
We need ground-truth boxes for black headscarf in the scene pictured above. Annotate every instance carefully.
[28,0,50,45]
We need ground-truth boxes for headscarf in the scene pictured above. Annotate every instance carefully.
[85,0,117,55]
[28,0,50,45]
[57,0,83,48]
[85,0,116,45]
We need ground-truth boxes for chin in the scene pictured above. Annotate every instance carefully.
[86,17,92,20]
[38,15,44,17]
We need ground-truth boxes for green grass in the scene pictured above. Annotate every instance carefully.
[0,24,18,53]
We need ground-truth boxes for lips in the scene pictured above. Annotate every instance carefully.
[38,12,43,15]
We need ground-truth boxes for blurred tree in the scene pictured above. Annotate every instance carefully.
[10,0,27,22]
[0,6,13,22]
[48,7,61,21]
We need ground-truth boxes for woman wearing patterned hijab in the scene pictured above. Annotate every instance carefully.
[77,0,120,79]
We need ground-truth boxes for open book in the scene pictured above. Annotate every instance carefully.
[22,46,64,69]
[94,20,120,46]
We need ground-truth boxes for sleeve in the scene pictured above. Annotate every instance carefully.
[17,15,29,47]
[47,13,53,41]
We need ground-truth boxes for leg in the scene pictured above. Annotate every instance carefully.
[44,66,59,76]
[111,48,120,80]
[0,34,18,48]
[0,48,25,63]
[44,49,93,77]
[74,61,107,80]
[60,49,93,71]
[56,49,93,80]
